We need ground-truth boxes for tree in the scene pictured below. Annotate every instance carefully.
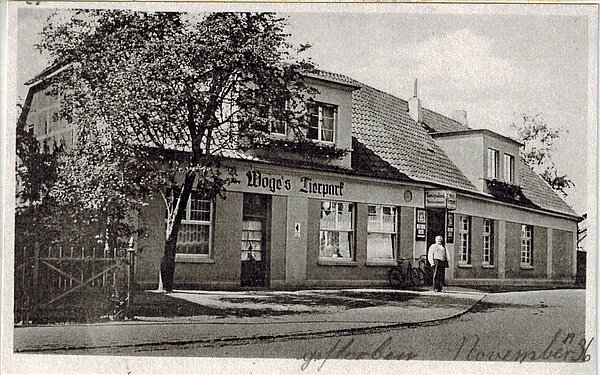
[511,112,574,197]
[35,10,331,291]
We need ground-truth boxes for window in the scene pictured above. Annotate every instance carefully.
[270,118,287,135]
[482,219,494,266]
[367,205,397,260]
[308,102,336,143]
[170,191,212,256]
[268,100,288,135]
[521,224,533,267]
[459,215,471,265]
[504,154,515,183]
[487,148,499,179]
[241,194,268,261]
[319,201,354,259]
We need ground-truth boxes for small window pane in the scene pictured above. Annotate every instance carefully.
[319,201,354,259]
[320,231,353,258]
[321,128,334,142]
[367,233,395,259]
[177,223,210,255]
[320,201,336,229]
[504,154,514,183]
[322,106,335,120]
[367,206,379,232]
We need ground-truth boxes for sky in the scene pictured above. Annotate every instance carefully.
[14,4,594,217]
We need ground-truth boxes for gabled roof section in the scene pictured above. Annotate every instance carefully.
[351,84,478,193]
[518,160,579,217]
[431,129,523,146]
[306,70,363,89]
[422,108,470,133]
[25,61,71,86]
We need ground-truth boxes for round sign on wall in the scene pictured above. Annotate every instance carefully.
[403,190,413,202]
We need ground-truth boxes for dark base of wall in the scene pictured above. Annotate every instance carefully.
[139,279,391,291]
[448,278,576,286]
[139,278,576,291]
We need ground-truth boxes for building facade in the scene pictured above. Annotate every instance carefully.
[20,69,581,290]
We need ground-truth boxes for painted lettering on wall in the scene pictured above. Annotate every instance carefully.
[246,170,292,193]
[244,169,344,197]
[299,177,344,197]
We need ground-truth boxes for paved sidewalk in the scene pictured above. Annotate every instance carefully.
[13,288,485,352]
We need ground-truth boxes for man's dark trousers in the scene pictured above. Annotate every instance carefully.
[432,259,446,291]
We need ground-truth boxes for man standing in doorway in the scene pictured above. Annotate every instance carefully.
[428,235,450,292]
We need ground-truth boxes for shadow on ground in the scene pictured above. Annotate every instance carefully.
[131,292,294,318]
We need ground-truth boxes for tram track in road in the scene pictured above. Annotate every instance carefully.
[32,294,486,355]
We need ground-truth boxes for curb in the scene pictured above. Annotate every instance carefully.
[15,294,487,353]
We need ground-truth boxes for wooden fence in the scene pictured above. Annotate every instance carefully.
[14,243,134,324]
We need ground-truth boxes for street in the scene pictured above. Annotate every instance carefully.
[33,289,590,368]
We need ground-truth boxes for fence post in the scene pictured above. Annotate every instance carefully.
[32,242,39,288]
[30,242,41,321]
[126,236,136,319]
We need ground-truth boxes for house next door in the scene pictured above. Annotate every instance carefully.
[240,194,271,287]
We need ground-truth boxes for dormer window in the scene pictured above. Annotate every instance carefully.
[487,148,499,179]
[307,102,336,143]
[504,154,515,183]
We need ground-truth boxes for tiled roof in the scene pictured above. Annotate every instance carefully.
[422,108,470,133]
[307,70,363,88]
[221,138,413,182]
[351,84,478,193]
[350,138,412,182]
[518,160,578,217]
[326,72,578,218]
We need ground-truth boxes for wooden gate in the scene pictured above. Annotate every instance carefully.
[14,243,133,324]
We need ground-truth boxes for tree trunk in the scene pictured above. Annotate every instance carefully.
[160,254,175,293]
[160,172,196,292]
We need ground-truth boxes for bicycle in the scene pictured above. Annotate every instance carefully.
[413,255,433,287]
[388,258,420,289]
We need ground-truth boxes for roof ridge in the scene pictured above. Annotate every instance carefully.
[316,70,469,131]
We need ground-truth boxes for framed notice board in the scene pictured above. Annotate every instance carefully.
[415,208,426,241]
[446,212,454,244]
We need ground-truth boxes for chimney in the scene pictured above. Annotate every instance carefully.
[451,110,468,126]
[408,78,423,124]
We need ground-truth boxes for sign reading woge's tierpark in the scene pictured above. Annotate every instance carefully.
[243,169,345,198]
[232,166,423,207]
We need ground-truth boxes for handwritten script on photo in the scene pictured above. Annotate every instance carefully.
[300,329,593,371]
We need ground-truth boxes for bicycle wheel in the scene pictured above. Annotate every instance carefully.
[388,267,403,289]
[412,268,425,287]
[405,267,415,288]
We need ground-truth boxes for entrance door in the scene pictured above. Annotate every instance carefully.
[240,194,271,287]
[425,209,446,286]
[426,209,447,251]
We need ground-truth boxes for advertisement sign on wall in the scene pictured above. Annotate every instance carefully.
[446,212,454,243]
[415,208,426,241]
[425,189,457,210]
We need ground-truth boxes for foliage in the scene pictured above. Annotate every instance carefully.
[263,138,348,160]
[485,178,536,208]
[511,112,574,197]
[28,10,331,288]
[16,108,61,205]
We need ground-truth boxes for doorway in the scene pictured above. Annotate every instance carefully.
[426,209,447,249]
[240,194,271,287]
